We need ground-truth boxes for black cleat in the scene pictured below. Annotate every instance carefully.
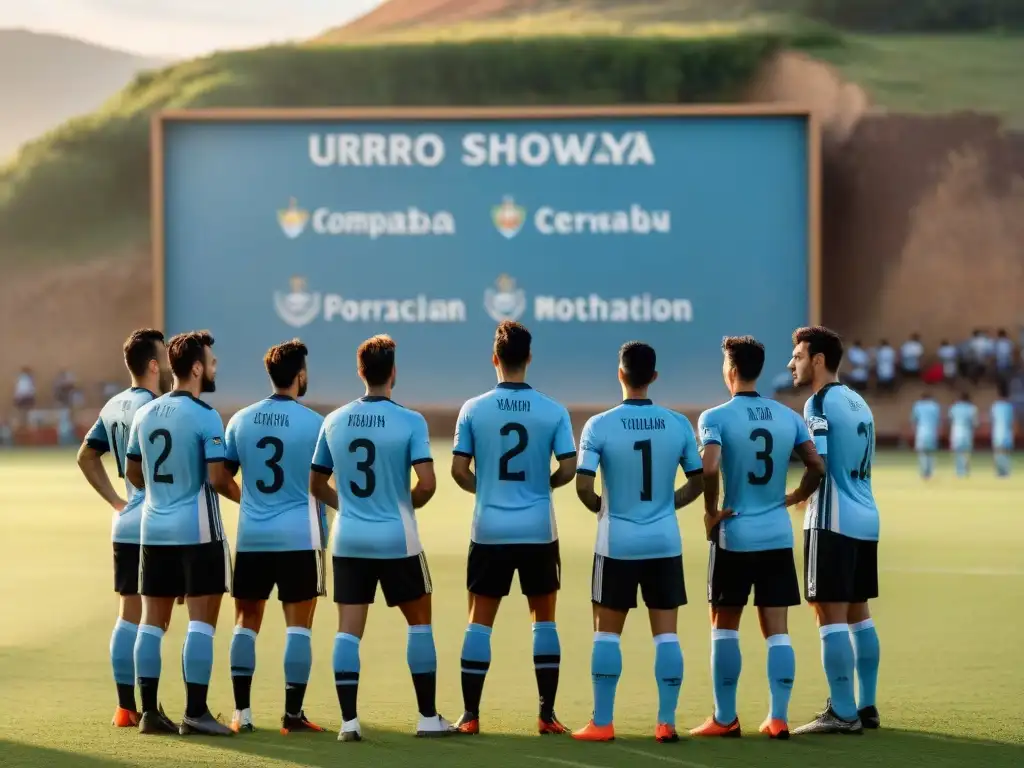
[858,705,880,729]
[180,710,234,736]
[792,705,863,736]
[139,705,179,735]
[281,711,327,734]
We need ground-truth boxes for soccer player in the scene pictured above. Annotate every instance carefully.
[990,382,1016,477]
[310,334,452,742]
[450,321,577,735]
[690,337,824,740]
[787,327,881,735]
[125,331,240,736]
[948,392,979,478]
[572,342,705,743]
[224,340,326,734]
[77,328,171,727]
[910,387,942,480]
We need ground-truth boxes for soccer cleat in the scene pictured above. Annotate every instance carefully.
[689,716,741,738]
[281,711,326,734]
[655,723,679,743]
[572,720,615,741]
[858,705,881,730]
[230,708,254,733]
[453,712,480,734]
[112,707,140,728]
[180,710,234,736]
[416,713,455,737]
[338,717,363,742]
[139,706,179,735]
[538,715,569,735]
[759,717,790,740]
[791,705,863,736]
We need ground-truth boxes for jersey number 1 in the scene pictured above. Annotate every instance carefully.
[634,439,652,501]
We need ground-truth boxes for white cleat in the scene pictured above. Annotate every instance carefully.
[230,708,254,733]
[416,713,455,738]
[338,717,362,742]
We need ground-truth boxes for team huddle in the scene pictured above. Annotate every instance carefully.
[76,321,882,744]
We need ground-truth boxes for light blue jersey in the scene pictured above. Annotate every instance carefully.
[803,384,879,541]
[577,400,702,560]
[313,396,431,559]
[453,382,576,545]
[84,386,157,544]
[698,393,810,552]
[948,401,979,452]
[990,400,1015,451]
[225,394,326,552]
[911,398,942,452]
[126,391,227,546]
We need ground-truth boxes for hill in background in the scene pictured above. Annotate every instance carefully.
[0,29,165,160]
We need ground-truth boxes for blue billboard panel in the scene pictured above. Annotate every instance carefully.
[158,109,813,408]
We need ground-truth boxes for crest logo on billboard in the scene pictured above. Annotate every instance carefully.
[492,197,526,239]
[484,274,526,322]
[278,198,310,239]
[274,276,321,328]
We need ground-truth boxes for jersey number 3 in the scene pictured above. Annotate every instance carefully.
[348,438,376,498]
[748,428,774,485]
[255,436,285,494]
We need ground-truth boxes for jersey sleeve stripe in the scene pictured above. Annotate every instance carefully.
[205,457,225,464]
[576,468,597,477]
[699,438,721,446]
[125,452,142,461]
[225,460,240,476]
[555,451,577,461]
[684,468,703,478]
[452,450,473,458]
[86,437,110,452]
[411,457,433,465]
[311,463,333,475]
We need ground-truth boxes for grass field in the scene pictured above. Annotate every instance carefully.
[1,447,1022,767]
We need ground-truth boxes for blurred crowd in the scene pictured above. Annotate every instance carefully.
[3,367,124,446]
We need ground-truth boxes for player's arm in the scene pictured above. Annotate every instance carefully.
[550,408,578,488]
[209,461,241,504]
[575,418,602,512]
[125,418,145,490]
[310,424,339,510]
[203,413,240,503]
[675,417,705,512]
[451,402,476,493]
[785,441,824,507]
[696,422,727,539]
[409,414,436,508]
[223,414,241,477]
[77,421,126,511]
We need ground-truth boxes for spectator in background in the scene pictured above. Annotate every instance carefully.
[968,329,993,383]
[938,340,958,384]
[770,370,796,398]
[54,369,77,408]
[900,333,924,378]
[845,340,870,391]
[102,381,120,400]
[0,419,12,446]
[994,329,1014,378]
[876,339,897,391]
[13,367,36,427]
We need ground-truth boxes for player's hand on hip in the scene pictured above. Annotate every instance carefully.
[704,508,734,540]
[112,498,127,513]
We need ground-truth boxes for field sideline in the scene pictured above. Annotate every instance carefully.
[1,447,1022,767]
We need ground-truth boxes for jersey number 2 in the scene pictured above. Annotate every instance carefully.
[854,422,874,480]
[255,436,284,493]
[748,428,774,485]
[149,428,174,484]
[348,438,376,498]
[499,423,528,481]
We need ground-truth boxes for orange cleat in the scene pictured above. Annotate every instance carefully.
[759,717,790,740]
[538,715,569,735]
[689,716,741,738]
[572,720,615,741]
[655,723,679,743]
[281,712,326,734]
[112,707,140,728]
[453,712,480,735]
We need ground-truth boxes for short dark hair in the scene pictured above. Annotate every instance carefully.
[494,321,531,370]
[167,330,214,379]
[792,326,843,373]
[264,339,308,389]
[722,336,765,381]
[619,341,657,388]
[357,334,396,386]
[123,328,165,377]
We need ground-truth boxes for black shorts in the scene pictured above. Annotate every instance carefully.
[707,543,800,608]
[804,529,879,604]
[333,552,432,607]
[591,553,686,611]
[113,542,140,597]
[233,550,326,604]
[140,540,231,598]
[467,541,560,598]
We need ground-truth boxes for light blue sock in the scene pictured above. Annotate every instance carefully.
[711,628,741,724]
[996,452,1011,477]
[134,624,163,681]
[820,624,857,720]
[766,634,795,721]
[407,625,437,674]
[591,632,621,727]
[653,633,683,726]
[333,633,360,721]
[284,627,312,685]
[182,621,214,685]
[230,626,257,681]
[918,452,932,479]
[850,620,880,709]
[460,623,492,714]
[111,618,138,687]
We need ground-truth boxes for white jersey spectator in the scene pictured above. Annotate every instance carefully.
[846,342,870,390]
[876,340,897,389]
[938,340,958,381]
[968,330,993,381]
[994,329,1014,374]
[900,334,924,376]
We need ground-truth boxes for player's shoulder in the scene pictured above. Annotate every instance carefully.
[388,399,428,428]
[526,385,568,411]
[657,404,695,431]
[698,399,733,425]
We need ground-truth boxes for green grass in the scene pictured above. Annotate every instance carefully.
[1,447,1022,767]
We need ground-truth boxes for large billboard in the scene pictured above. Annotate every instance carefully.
[154,106,818,409]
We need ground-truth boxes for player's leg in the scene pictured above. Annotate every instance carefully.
[279,549,326,734]
[848,540,881,729]
[994,442,1011,477]
[520,542,565,733]
[754,549,801,739]
[456,543,515,733]
[332,556,374,742]
[135,544,182,735]
[228,551,272,732]
[179,540,232,736]
[111,543,142,726]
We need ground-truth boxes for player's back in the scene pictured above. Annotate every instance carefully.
[911,398,941,447]
[88,386,157,543]
[580,400,700,559]
[127,391,226,545]
[699,394,807,551]
[315,396,430,559]
[948,401,978,444]
[804,383,879,541]
[990,400,1014,447]
[227,395,325,552]
[455,383,575,544]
